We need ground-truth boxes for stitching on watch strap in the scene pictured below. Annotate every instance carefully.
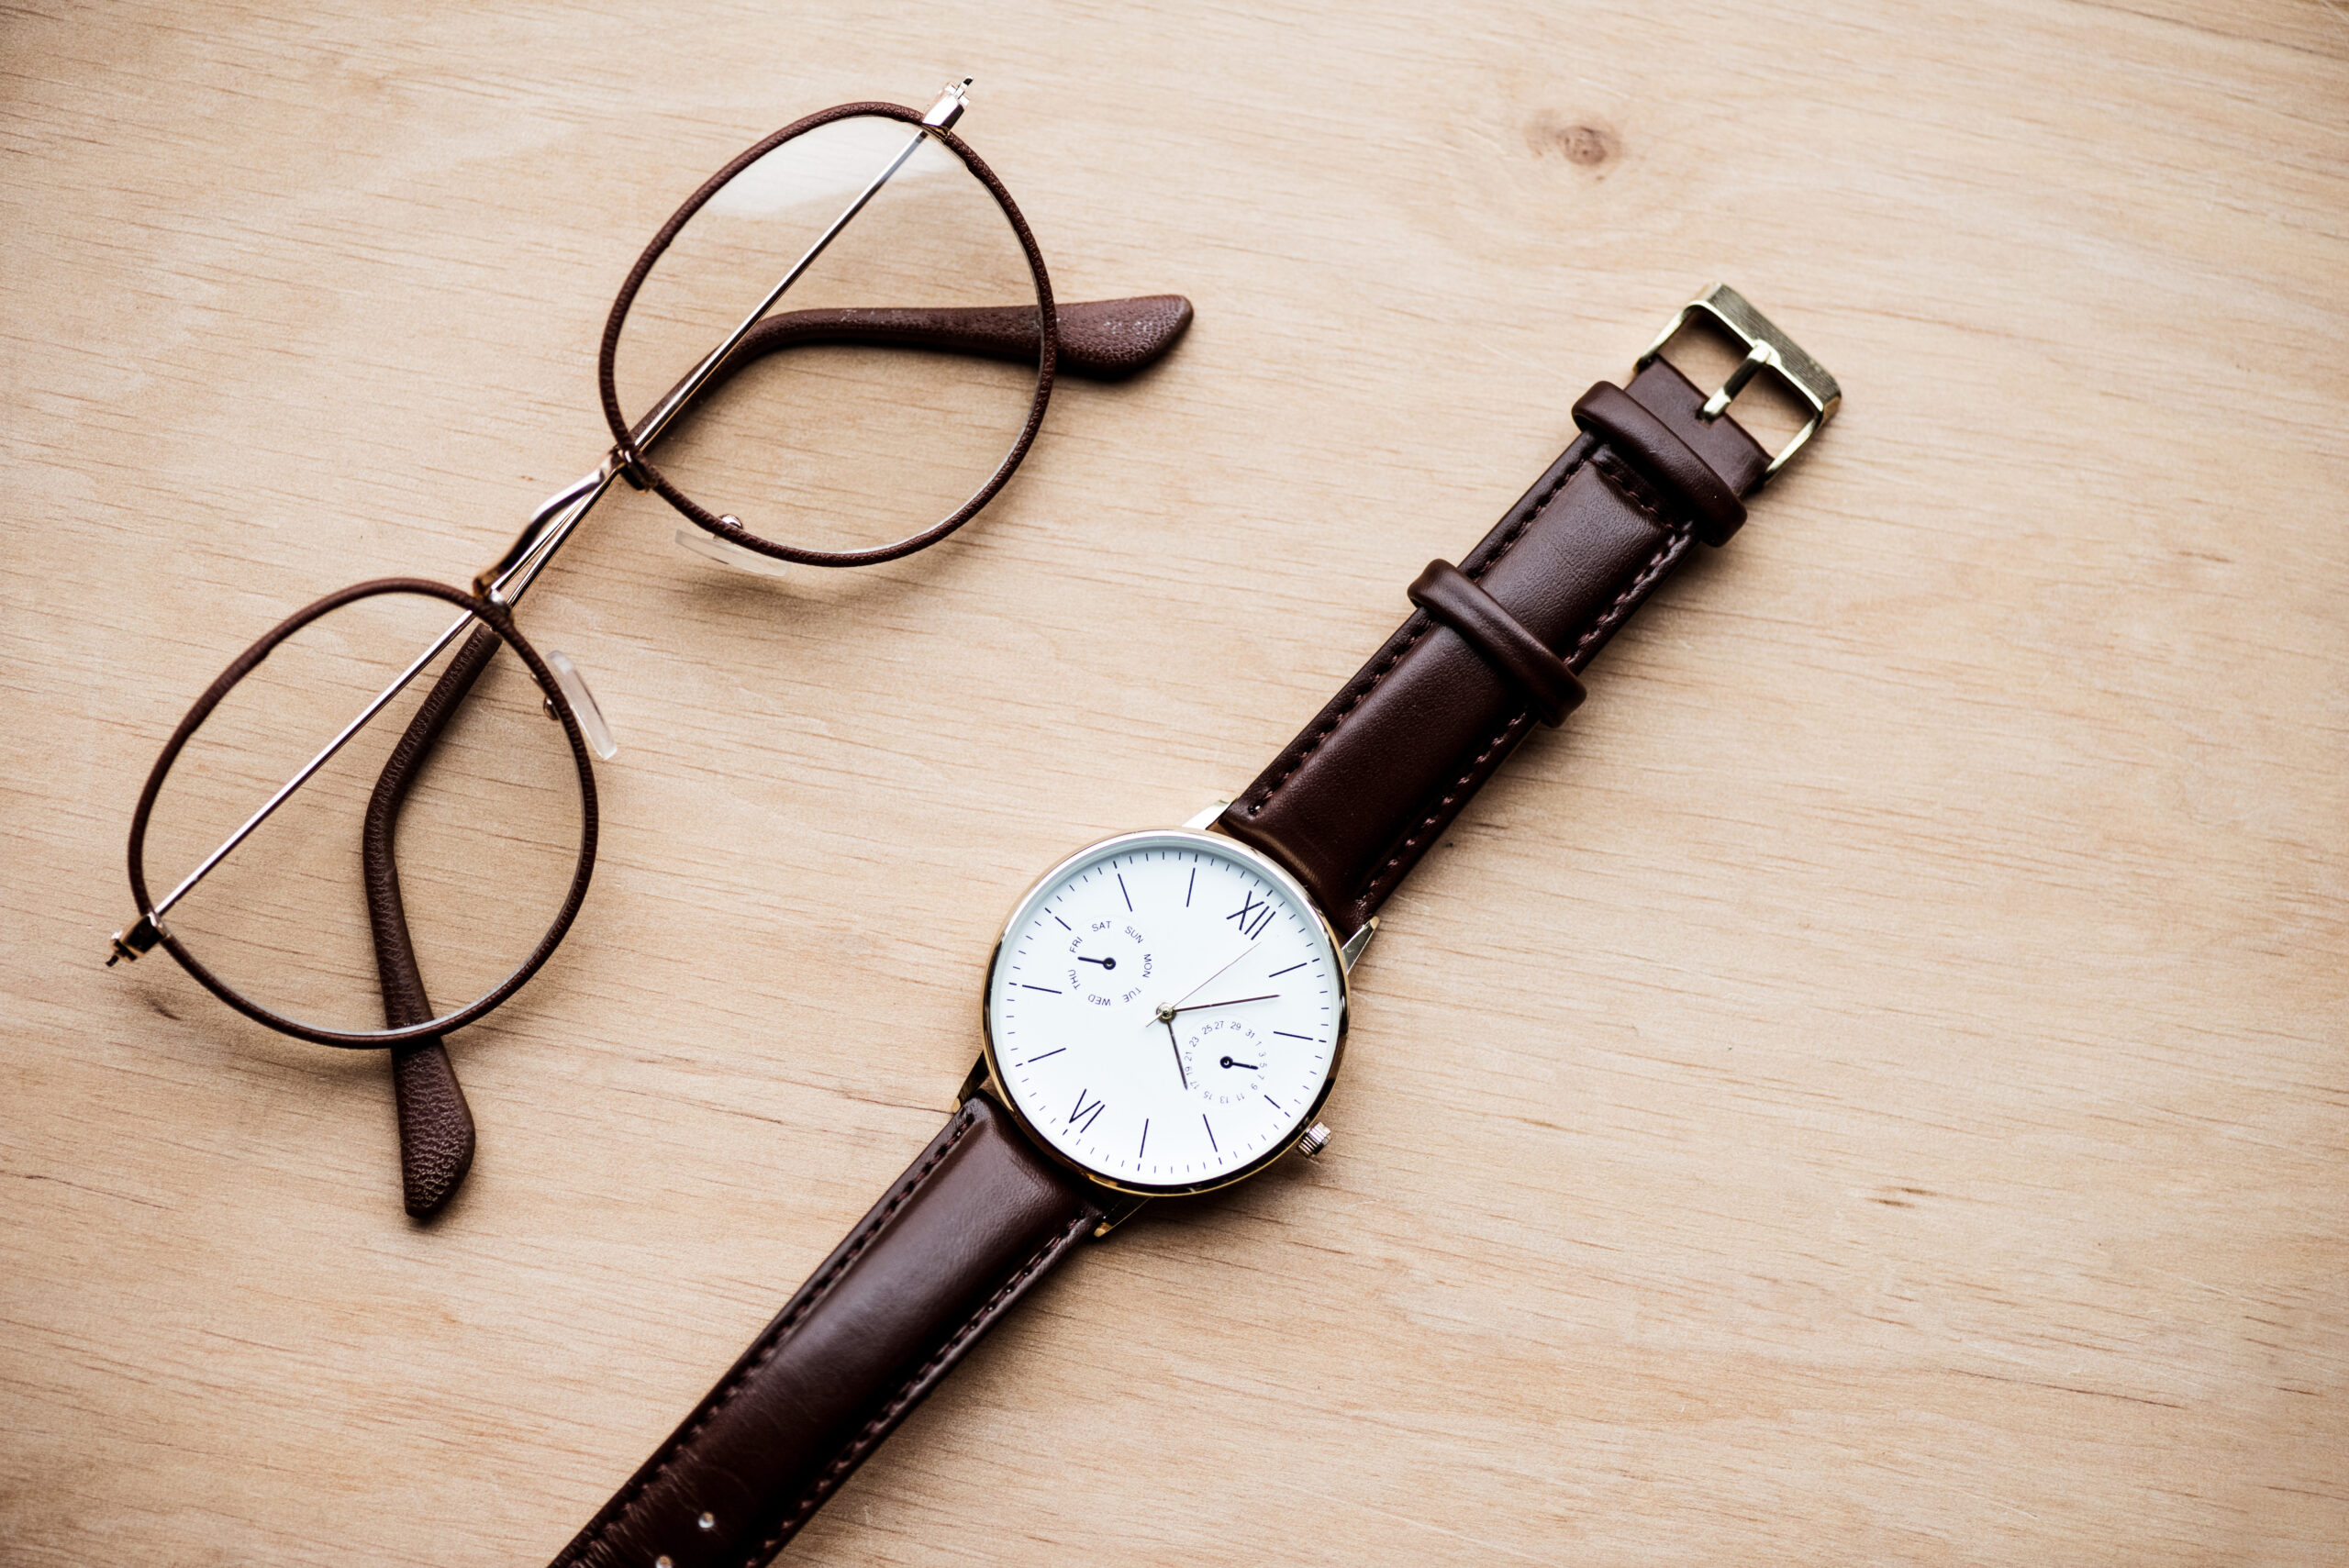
[1569,526,1691,666]
[757,1207,1096,1558]
[567,1106,982,1558]
[1357,706,1537,911]
[1242,439,1596,817]
[1588,449,1675,533]
[1355,520,1692,911]
[1406,560,1586,727]
[1238,620,1432,816]
[1460,447,1585,584]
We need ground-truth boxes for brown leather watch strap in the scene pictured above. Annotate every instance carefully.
[1218,357,1773,937]
[1405,560,1586,727]
[551,1090,1102,1568]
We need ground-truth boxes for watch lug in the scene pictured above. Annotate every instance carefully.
[1091,1192,1151,1238]
[956,1057,1142,1236]
[1181,799,1230,831]
[954,1054,995,1106]
[1338,916,1378,973]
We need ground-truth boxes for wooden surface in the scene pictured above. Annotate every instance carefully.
[5,2,2343,1562]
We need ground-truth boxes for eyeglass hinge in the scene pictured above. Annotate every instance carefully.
[922,78,973,130]
[106,913,161,966]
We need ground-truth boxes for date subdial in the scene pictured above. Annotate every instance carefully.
[1179,1018,1271,1106]
[1065,919,1154,1008]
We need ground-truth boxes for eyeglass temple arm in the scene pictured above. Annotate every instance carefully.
[358,622,502,1217]
[736,295,1194,380]
[625,294,1196,455]
[464,295,1197,596]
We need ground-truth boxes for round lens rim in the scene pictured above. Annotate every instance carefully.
[598,100,1060,569]
[125,577,601,1050]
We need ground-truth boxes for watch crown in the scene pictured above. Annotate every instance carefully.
[1295,1123,1330,1160]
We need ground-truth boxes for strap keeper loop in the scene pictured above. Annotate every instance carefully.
[1407,561,1586,727]
[1571,381,1748,546]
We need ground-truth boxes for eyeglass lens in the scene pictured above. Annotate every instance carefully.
[612,113,1044,557]
[139,591,587,1037]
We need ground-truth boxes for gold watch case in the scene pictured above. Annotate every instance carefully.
[974,825,1353,1200]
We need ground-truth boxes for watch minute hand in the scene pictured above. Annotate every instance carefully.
[1170,994,1278,1015]
[1138,940,1256,1032]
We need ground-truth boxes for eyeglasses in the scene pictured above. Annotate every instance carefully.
[105,80,1193,1214]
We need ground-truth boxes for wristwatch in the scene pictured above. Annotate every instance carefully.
[548,284,1841,1566]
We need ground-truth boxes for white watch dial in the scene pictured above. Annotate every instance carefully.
[984,830,1342,1190]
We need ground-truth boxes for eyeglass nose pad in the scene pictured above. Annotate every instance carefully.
[543,650,618,761]
[675,524,793,579]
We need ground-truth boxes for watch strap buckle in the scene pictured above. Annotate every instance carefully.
[1634,284,1841,486]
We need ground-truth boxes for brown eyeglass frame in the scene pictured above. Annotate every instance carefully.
[123,578,600,1050]
[116,95,1062,1051]
[600,99,1059,569]
[109,84,1196,1214]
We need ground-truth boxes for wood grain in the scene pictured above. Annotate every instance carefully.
[3,1,2343,1562]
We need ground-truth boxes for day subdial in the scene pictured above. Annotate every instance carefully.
[1180,1018,1270,1107]
[1064,919,1154,1008]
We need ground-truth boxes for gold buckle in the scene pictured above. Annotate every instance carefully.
[1634,284,1841,486]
